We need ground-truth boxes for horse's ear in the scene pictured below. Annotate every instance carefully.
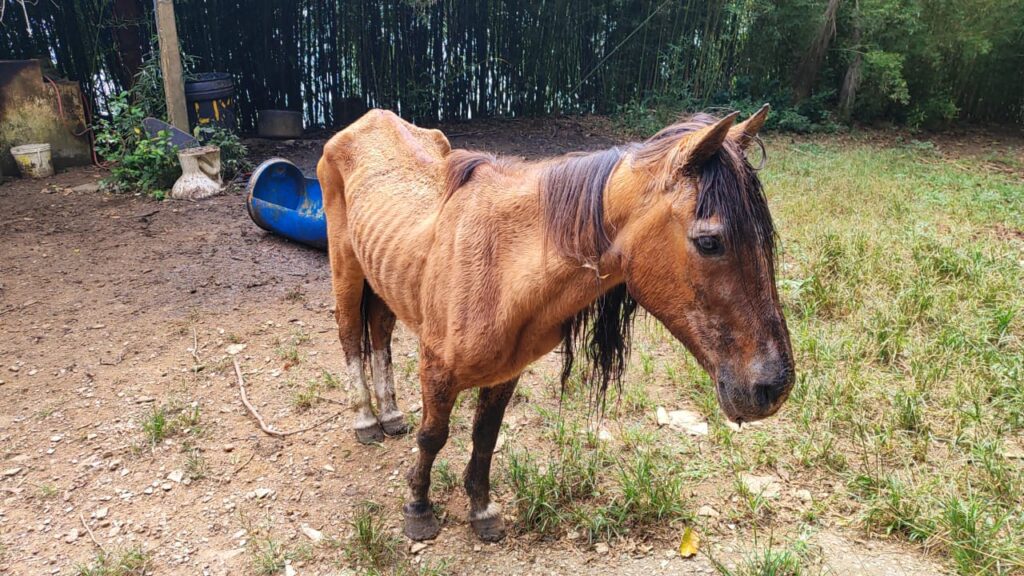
[676,112,739,173]
[728,104,770,150]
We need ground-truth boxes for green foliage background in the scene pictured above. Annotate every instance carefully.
[2,0,1021,129]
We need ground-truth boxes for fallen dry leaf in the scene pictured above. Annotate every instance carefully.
[679,526,699,558]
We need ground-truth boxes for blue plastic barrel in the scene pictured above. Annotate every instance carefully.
[245,158,328,249]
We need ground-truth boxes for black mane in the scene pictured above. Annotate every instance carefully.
[549,113,776,409]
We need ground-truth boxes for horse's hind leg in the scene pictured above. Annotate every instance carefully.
[464,378,517,542]
[367,294,408,436]
[320,154,380,444]
[330,260,382,444]
[403,346,457,541]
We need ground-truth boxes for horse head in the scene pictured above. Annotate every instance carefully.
[609,106,794,423]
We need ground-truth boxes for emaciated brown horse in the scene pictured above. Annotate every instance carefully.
[316,106,794,543]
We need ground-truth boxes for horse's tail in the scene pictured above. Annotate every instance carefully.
[359,281,375,372]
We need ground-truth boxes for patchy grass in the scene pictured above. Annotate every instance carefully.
[345,501,402,570]
[74,547,151,576]
[36,482,58,500]
[247,534,312,575]
[321,369,342,390]
[292,379,322,411]
[432,459,459,494]
[342,501,453,575]
[762,139,1024,574]
[139,402,204,447]
[182,441,207,481]
[248,534,289,575]
[505,409,690,542]
[709,537,817,576]
[140,406,169,446]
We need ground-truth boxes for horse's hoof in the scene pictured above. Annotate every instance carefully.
[470,514,506,542]
[380,413,410,436]
[354,423,384,445]
[403,503,441,541]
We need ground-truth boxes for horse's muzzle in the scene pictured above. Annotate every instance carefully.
[715,359,794,423]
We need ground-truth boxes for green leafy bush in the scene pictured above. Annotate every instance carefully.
[93,56,183,198]
[615,89,840,137]
[195,126,252,181]
[93,90,180,199]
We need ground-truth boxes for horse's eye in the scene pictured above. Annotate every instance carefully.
[694,235,724,256]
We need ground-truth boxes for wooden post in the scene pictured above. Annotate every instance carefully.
[154,0,189,131]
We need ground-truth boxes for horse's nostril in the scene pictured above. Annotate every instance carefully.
[754,380,786,408]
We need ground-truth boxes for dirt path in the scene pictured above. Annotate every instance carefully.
[0,119,951,575]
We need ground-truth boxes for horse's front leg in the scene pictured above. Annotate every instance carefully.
[403,348,457,541]
[464,378,518,542]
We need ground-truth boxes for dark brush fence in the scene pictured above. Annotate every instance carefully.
[3,0,749,130]
[2,0,1022,130]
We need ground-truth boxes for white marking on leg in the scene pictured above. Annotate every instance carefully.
[372,352,403,423]
[348,358,377,430]
[471,502,502,520]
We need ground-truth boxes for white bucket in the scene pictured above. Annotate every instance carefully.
[10,143,54,178]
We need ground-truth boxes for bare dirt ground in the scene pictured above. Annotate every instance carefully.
[0,117,976,575]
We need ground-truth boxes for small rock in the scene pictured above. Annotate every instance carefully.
[794,489,812,503]
[493,433,506,453]
[300,524,323,543]
[223,444,235,453]
[666,410,708,436]
[253,488,273,499]
[595,542,610,554]
[161,482,173,491]
[167,470,185,483]
[697,505,719,517]
[284,565,297,576]
[655,406,669,426]
[71,183,101,194]
[2,468,22,478]
[739,473,781,498]
[8,365,19,373]
[322,464,335,472]
[225,344,247,356]
[473,544,482,552]
[64,529,79,543]
[1005,442,1024,460]
[93,507,108,519]
[410,542,428,554]
[597,428,614,442]
[50,435,63,443]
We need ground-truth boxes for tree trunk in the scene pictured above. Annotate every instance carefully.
[838,12,862,121]
[111,0,146,87]
[793,0,842,103]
